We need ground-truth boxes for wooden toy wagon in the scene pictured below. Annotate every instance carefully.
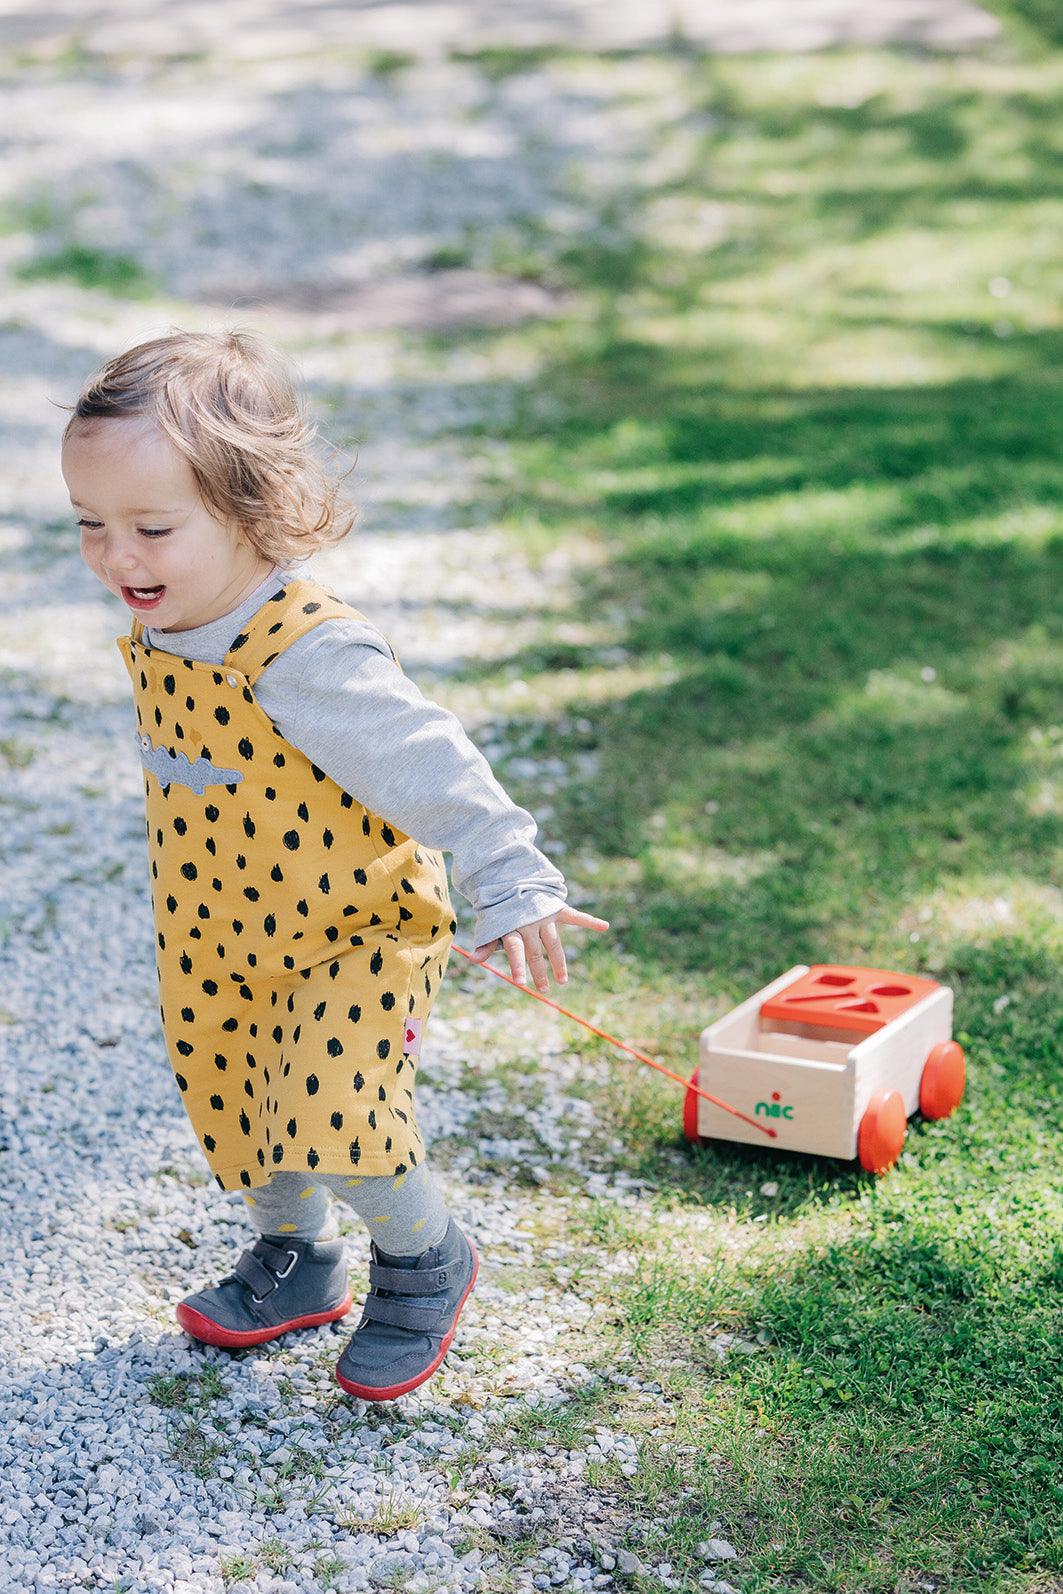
[684,964,966,1173]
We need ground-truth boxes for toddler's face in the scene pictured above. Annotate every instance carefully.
[62,415,274,633]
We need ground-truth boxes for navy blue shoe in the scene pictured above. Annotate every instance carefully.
[335,1219,478,1401]
[176,1235,352,1349]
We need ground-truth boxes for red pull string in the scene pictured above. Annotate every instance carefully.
[451,944,777,1140]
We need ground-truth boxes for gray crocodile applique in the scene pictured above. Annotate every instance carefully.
[135,731,244,794]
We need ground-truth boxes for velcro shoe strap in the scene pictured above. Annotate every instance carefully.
[233,1250,282,1298]
[368,1261,453,1294]
[253,1237,298,1270]
[362,1294,445,1334]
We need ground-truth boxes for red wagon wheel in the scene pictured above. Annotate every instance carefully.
[920,1040,966,1119]
[858,1089,907,1174]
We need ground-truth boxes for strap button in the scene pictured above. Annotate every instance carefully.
[226,674,239,687]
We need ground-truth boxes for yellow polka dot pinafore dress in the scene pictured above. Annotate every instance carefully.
[114,577,456,1193]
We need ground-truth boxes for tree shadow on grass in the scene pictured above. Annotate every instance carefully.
[522,532,1062,1001]
[483,326,1062,992]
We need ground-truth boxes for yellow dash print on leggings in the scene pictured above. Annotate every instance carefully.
[346,1177,364,1187]
[299,1187,316,1199]
[412,1217,427,1233]
[392,1174,407,1190]
[279,1223,298,1233]
[374,1214,391,1222]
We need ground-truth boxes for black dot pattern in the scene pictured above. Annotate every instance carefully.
[115,579,456,1193]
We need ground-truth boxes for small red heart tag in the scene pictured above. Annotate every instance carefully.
[403,1017,423,1058]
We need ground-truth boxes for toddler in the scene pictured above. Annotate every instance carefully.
[61,328,608,1401]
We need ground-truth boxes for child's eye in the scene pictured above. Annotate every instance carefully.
[76,518,171,538]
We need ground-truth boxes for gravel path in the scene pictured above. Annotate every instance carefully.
[0,5,996,1591]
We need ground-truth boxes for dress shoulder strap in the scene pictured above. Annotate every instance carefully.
[222,577,399,683]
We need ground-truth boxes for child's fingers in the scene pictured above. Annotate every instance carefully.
[501,930,528,985]
[503,928,559,992]
[516,926,566,992]
[526,937,552,992]
[560,908,610,931]
[542,920,568,985]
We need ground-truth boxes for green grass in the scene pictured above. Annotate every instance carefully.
[362,48,417,80]
[146,1365,232,1481]
[429,22,1062,1594]
[448,45,566,82]
[990,0,1063,47]
[14,242,159,297]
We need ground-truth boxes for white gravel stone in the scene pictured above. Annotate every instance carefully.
[699,1538,738,1561]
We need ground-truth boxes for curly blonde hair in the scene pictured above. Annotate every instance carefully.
[61,328,357,564]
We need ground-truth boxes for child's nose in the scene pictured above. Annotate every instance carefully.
[104,540,143,574]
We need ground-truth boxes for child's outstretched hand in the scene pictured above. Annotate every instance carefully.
[471,907,610,992]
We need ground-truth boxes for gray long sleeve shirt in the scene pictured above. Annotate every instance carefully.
[141,559,569,950]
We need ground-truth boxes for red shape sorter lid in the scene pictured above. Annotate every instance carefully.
[759,964,940,1035]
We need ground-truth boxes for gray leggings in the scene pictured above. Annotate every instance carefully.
[241,1163,450,1256]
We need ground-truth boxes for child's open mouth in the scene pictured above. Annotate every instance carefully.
[122,584,166,610]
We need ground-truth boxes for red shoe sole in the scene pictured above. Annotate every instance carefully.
[335,1240,479,1402]
[175,1291,354,1348]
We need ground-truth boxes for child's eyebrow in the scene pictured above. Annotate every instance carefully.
[71,498,186,513]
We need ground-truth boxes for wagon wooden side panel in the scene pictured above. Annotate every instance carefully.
[697,967,858,1159]
[848,986,954,1134]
